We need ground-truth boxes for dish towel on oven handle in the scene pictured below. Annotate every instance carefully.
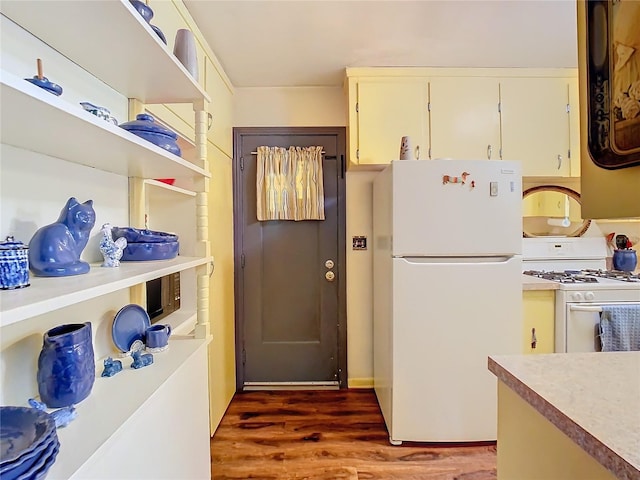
[599,305,640,351]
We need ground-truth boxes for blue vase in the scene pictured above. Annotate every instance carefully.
[37,322,95,408]
[612,249,638,272]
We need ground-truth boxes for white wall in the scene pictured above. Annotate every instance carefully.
[0,15,131,404]
[234,86,345,127]
[234,86,377,386]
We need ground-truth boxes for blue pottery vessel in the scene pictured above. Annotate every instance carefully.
[613,249,637,272]
[119,114,181,157]
[37,322,95,408]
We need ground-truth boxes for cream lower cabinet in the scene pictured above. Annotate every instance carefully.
[497,382,618,480]
[428,76,501,160]
[522,290,555,354]
[347,76,429,167]
[501,76,578,176]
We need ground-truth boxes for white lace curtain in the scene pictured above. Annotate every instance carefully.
[256,146,325,221]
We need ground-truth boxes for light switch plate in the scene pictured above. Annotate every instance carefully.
[490,182,498,196]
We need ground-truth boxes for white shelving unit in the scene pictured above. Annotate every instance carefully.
[0,257,209,327]
[0,1,212,478]
[0,0,210,104]
[0,71,209,179]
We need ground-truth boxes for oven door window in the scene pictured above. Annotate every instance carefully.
[566,304,604,352]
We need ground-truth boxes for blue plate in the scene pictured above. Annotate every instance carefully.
[0,429,57,479]
[112,304,151,353]
[15,440,59,480]
[0,407,55,467]
[24,77,63,96]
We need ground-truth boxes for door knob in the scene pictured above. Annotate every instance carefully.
[325,271,335,281]
[325,259,334,269]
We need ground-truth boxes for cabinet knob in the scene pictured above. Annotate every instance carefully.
[207,112,213,131]
[487,144,492,159]
[557,154,563,170]
[415,145,420,160]
[325,271,335,282]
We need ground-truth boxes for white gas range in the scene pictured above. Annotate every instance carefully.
[523,237,640,353]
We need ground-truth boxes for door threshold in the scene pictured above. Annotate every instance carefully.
[243,381,340,391]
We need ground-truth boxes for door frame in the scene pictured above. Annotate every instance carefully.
[232,126,348,390]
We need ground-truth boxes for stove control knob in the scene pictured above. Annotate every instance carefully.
[572,292,584,301]
[585,291,595,301]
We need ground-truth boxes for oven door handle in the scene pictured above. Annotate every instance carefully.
[569,305,603,312]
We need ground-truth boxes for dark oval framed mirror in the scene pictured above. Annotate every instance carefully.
[522,185,591,238]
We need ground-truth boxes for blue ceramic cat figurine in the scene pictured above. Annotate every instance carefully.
[29,197,96,276]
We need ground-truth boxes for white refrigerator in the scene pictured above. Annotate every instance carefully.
[372,159,522,444]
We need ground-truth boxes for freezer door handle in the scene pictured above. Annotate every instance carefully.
[398,256,516,265]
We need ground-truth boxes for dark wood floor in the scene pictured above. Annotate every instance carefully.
[210,389,496,480]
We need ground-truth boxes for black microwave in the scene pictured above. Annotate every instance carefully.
[146,272,180,321]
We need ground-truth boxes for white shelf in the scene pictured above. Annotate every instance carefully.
[45,335,212,480]
[0,71,210,179]
[144,179,197,197]
[0,256,212,327]
[0,0,209,105]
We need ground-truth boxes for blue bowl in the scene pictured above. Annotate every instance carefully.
[111,227,178,244]
[121,241,179,261]
[24,76,63,96]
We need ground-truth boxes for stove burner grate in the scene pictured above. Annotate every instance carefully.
[523,270,599,283]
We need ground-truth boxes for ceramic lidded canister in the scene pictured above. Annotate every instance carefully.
[119,114,181,157]
[0,236,30,290]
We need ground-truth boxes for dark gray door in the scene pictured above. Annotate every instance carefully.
[233,127,347,389]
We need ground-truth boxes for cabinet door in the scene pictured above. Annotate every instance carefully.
[501,77,572,176]
[205,57,233,157]
[522,290,555,354]
[356,79,429,165]
[429,77,501,160]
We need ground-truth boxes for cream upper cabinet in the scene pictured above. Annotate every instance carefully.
[205,57,233,156]
[501,76,575,176]
[349,77,429,166]
[428,76,501,160]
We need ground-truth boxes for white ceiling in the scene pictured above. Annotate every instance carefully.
[183,0,579,88]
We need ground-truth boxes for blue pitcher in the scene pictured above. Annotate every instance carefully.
[37,322,95,408]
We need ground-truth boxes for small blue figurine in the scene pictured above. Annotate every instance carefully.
[131,350,153,369]
[99,224,127,267]
[28,398,77,428]
[101,356,123,377]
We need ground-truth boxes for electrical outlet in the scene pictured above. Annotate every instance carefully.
[352,236,367,250]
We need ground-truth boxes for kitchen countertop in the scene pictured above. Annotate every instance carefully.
[521,274,559,291]
[488,352,640,480]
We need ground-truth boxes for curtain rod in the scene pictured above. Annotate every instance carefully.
[251,150,326,154]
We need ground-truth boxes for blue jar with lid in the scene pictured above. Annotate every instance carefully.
[119,113,181,157]
[0,236,30,289]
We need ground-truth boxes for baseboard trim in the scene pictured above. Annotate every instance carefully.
[243,381,339,391]
[348,378,374,388]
